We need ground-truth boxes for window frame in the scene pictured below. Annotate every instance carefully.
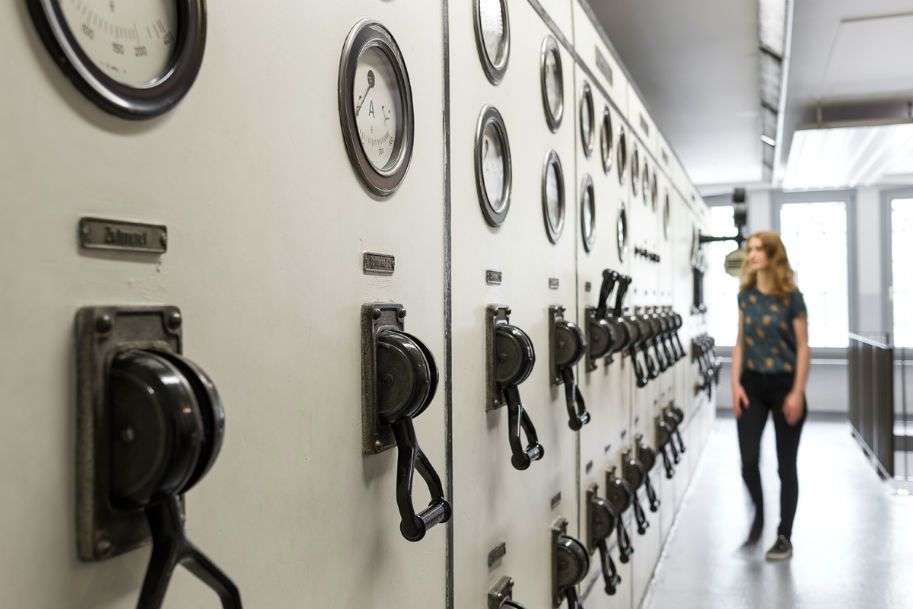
[701,198,740,347]
[772,189,855,357]
[882,187,913,349]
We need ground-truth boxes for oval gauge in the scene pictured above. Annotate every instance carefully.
[540,36,563,132]
[630,145,640,197]
[475,0,510,84]
[642,161,651,206]
[663,193,671,241]
[26,0,206,119]
[339,20,414,198]
[651,172,659,211]
[475,105,512,227]
[579,82,595,158]
[600,106,614,175]
[617,126,628,186]
[542,150,566,243]
[617,202,629,262]
[580,175,596,252]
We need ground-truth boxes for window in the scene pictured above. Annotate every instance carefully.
[891,198,913,347]
[779,202,848,347]
[705,206,740,346]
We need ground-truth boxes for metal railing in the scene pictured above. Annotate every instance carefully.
[848,333,912,482]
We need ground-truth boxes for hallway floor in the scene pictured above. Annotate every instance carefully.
[643,416,913,609]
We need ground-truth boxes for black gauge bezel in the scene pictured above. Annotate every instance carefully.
[600,106,613,175]
[651,173,659,212]
[580,175,596,252]
[617,202,629,262]
[540,36,563,132]
[580,82,595,158]
[475,105,512,227]
[617,126,628,186]
[27,0,206,120]
[630,145,640,197]
[542,150,566,243]
[339,20,415,198]
[642,161,651,206]
[474,0,510,85]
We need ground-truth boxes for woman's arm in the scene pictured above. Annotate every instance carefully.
[731,312,748,417]
[783,314,810,424]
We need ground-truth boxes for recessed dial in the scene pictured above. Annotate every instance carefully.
[617,126,628,185]
[617,202,629,262]
[540,36,563,131]
[581,175,596,252]
[475,0,510,84]
[663,194,671,240]
[651,173,659,211]
[353,47,402,172]
[542,150,566,243]
[580,82,595,157]
[642,161,650,206]
[339,21,414,197]
[475,105,512,226]
[27,0,206,118]
[600,106,613,175]
[630,146,640,197]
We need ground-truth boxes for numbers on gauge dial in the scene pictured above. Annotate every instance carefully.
[354,47,401,172]
[481,123,506,212]
[59,0,178,87]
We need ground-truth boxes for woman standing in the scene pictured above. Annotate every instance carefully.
[731,231,810,560]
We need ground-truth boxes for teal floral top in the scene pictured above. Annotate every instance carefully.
[738,288,807,374]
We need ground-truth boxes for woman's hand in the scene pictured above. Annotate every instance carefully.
[732,384,749,418]
[782,391,805,425]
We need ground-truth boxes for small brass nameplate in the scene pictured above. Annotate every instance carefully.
[363,252,395,275]
[79,217,166,254]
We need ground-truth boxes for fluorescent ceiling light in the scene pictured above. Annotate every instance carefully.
[761,135,776,147]
[783,122,913,189]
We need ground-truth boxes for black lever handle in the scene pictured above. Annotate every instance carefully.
[612,275,632,318]
[643,472,660,513]
[660,445,676,479]
[505,385,544,470]
[596,539,621,595]
[595,269,619,320]
[674,428,687,454]
[673,332,686,360]
[616,514,634,563]
[642,345,659,381]
[562,367,591,431]
[653,338,668,373]
[667,427,681,464]
[391,419,452,541]
[138,496,242,609]
[628,346,648,388]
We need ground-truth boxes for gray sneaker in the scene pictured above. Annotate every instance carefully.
[765,535,793,561]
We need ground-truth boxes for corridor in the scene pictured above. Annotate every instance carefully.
[643,416,913,609]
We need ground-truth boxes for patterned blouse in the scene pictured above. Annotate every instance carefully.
[738,288,807,374]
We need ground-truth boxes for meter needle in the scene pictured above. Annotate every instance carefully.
[355,70,375,117]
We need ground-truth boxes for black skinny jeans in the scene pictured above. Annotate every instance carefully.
[737,370,807,539]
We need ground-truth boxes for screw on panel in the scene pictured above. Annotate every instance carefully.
[374,440,384,450]
[373,308,382,320]
[95,538,113,558]
[167,311,182,330]
[95,314,113,336]
[398,309,406,319]
[120,427,135,444]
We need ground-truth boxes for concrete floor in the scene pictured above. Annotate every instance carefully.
[642,416,913,609]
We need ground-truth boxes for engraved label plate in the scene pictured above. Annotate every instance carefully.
[594,47,613,85]
[548,277,559,290]
[79,217,166,254]
[584,281,592,292]
[363,252,395,275]
[488,541,507,567]
[640,115,650,136]
[550,492,562,509]
[486,270,503,285]
[585,460,593,473]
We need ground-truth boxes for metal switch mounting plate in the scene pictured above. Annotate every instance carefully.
[75,305,183,561]
[486,304,511,412]
[361,302,405,455]
[551,516,569,608]
[548,305,564,385]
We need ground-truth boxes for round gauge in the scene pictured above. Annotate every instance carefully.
[26,0,206,119]
[642,162,651,206]
[339,20,414,198]
[475,0,510,84]
[540,36,563,132]
[600,106,613,175]
[580,175,596,252]
[541,150,565,243]
[579,82,595,157]
[651,173,659,211]
[475,105,512,226]
[630,145,640,197]
[662,193,671,240]
[617,202,629,262]
[616,126,628,186]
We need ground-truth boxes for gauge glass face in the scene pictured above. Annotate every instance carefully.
[353,46,403,173]
[59,0,178,87]
[544,49,562,118]
[652,175,659,210]
[600,110,613,171]
[663,195,671,239]
[581,97,592,144]
[545,160,561,230]
[582,182,596,249]
[479,0,507,67]
[642,164,650,204]
[617,208,628,259]
[481,122,507,212]
[631,148,640,195]
[617,129,627,184]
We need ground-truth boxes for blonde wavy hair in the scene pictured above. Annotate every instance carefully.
[740,231,797,298]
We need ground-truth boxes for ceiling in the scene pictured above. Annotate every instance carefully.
[585,0,913,192]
